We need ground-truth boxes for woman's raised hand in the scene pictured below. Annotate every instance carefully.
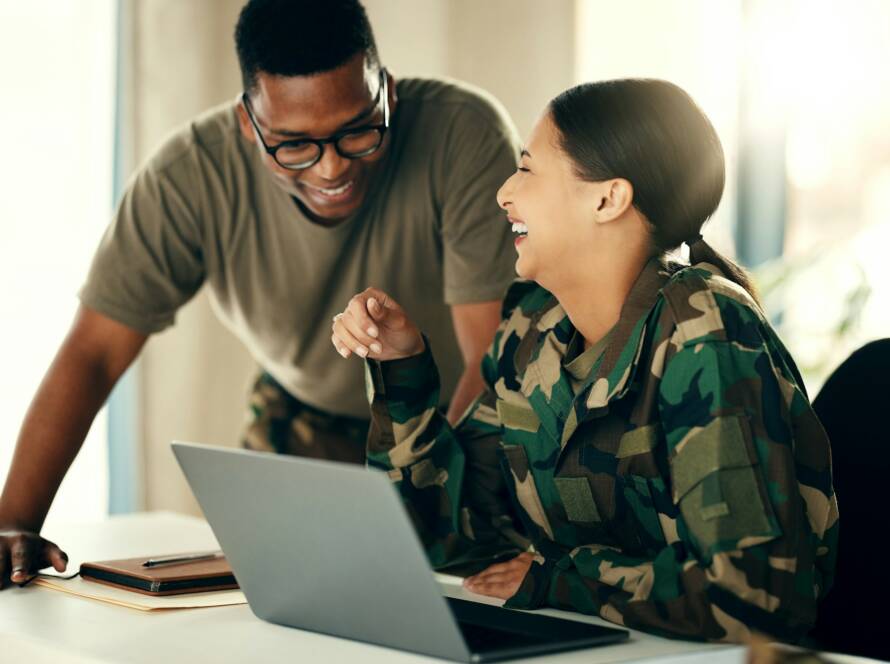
[331,288,425,362]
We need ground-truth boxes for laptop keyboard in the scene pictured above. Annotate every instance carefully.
[448,598,559,652]
[446,596,628,657]
[456,617,553,652]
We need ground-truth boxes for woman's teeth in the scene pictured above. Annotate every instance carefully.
[511,221,528,235]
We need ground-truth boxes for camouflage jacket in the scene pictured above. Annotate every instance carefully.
[365,258,838,643]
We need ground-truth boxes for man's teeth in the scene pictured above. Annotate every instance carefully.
[315,181,354,196]
[511,222,528,234]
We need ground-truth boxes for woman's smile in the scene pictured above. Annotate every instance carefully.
[508,216,528,246]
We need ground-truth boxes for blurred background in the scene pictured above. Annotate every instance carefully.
[1,0,888,524]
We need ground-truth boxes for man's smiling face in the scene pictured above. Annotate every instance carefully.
[237,53,395,224]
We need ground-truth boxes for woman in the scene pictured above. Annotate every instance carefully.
[330,79,838,643]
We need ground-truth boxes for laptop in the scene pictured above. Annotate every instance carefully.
[172,441,629,662]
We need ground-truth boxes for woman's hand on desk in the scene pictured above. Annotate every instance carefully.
[463,552,535,600]
[331,288,425,361]
[0,528,68,589]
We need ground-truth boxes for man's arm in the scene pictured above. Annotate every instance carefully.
[431,93,518,425]
[445,300,502,424]
[0,305,147,588]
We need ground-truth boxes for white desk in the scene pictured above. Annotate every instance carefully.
[0,512,833,663]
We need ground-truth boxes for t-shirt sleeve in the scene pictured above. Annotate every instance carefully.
[438,100,520,305]
[79,144,206,334]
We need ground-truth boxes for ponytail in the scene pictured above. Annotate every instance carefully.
[687,237,761,307]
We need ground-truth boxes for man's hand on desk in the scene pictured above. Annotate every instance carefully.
[0,529,68,589]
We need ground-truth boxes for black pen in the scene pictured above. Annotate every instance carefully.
[141,550,223,568]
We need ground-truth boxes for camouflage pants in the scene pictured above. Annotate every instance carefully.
[242,372,369,465]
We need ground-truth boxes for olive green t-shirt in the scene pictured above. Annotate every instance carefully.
[80,78,520,418]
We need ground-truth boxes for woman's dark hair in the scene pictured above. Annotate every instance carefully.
[235,0,379,95]
[549,78,760,304]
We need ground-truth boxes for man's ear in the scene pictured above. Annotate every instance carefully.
[593,178,634,224]
[386,69,398,113]
[236,98,256,144]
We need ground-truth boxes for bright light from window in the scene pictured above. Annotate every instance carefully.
[750,0,890,386]
[577,0,890,390]
[575,0,744,259]
[0,1,116,525]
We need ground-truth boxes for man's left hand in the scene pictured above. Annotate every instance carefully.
[462,552,534,600]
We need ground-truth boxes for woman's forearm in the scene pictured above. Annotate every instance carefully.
[365,348,519,567]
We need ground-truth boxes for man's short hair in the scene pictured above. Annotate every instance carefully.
[235,0,379,95]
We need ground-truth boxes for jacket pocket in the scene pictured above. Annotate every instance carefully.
[670,415,781,560]
[620,474,670,553]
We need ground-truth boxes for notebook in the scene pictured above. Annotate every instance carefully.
[80,554,239,596]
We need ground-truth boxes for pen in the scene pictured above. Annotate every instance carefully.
[141,550,224,568]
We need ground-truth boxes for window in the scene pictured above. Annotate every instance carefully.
[576,0,890,391]
[0,1,117,526]
[575,0,744,259]
[757,0,890,387]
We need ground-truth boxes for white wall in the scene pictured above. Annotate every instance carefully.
[123,0,257,515]
[362,0,450,79]
[366,0,575,138]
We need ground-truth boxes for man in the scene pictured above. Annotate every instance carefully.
[0,0,518,587]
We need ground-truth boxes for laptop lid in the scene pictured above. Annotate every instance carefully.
[172,441,472,662]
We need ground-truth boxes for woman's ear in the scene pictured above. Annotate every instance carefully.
[593,178,634,224]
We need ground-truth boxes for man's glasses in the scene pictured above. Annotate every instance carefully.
[242,68,390,171]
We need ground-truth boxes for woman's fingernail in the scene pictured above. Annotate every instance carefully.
[339,348,349,358]
[356,347,368,358]
[370,343,382,354]
[367,327,378,338]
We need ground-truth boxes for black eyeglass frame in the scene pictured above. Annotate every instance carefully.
[241,68,390,171]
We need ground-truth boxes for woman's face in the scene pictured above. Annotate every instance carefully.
[496,113,606,289]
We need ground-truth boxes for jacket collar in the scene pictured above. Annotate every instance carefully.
[581,256,673,412]
[519,257,674,450]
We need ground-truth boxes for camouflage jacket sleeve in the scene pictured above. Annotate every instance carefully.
[506,337,839,643]
[365,338,524,568]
